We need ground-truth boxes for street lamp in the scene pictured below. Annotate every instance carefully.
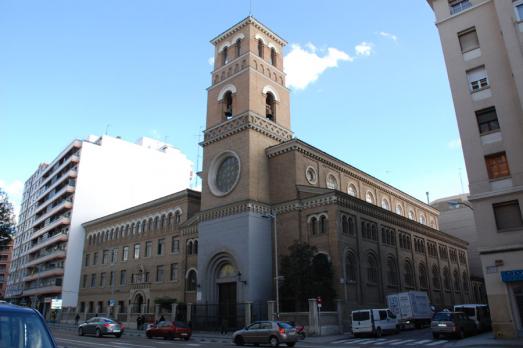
[262,211,280,319]
[447,200,474,210]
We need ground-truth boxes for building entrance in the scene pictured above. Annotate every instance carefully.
[219,282,237,328]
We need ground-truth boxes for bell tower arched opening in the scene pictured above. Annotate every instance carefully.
[266,92,276,121]
[224,91,233,120]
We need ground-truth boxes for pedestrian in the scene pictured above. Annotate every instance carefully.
[137,315,141,330]
[220,318,228,335]
[141,315,146,330]
[74,313,80,326]
[159,314,165,322]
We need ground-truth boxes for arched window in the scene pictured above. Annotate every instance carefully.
[175,211,181,224]
[371,224,377,241]
[187,241,193,255]
[345,252,357,282]
[443,267,451,291]
[387,257,399,286]
[224,91,233,119]
[419,263,428,289]
[462,271,469,292]
[320,215,328,234]
[310,217,318,235]
[342,215,349,234]
[141,220,146,233]
[367,254,378,284]
[266,92,275,121]
[167,213,173,226]
[160,215,165,229]
[258,39,264,58]
[154,216,159,230]
[148,218,153,232]
[186,270,197,291]
[381,198,390,210]
[419,214,426,225]
[408,210,415,220]
[194,240,198,254]
[348,184,357,197]
[235,38,241,57]
[404,260,414,287]
[453,269,460,292]
[326,174,338,190]
[222,45,228,65]
[396,204,403,216]
[270,47,276,66]
[432,265,441,289]
[348,217,355,235]
[366,191,374,204]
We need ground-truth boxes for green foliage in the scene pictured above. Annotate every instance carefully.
[0,189,15,244]
[280,241,337,311]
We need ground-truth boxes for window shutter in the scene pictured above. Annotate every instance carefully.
[459,29,479,52]
[494,201,523,230]
[467,66,487,83]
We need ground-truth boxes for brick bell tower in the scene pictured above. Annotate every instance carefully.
[197,17,292,305]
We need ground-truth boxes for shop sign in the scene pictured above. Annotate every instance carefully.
[501,270,523,283]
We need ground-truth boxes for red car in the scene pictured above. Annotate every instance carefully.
[145,320,192,340]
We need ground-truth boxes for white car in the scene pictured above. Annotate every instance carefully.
[351,308,399,337]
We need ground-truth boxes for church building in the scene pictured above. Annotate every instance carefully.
[78,17,472,324]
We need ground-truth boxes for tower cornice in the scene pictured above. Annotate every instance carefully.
[210,16,287,46]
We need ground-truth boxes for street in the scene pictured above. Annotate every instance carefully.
[51,327,498,348]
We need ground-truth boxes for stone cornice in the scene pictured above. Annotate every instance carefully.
[201,111,293,147]
[198,200,272,222]
[266,139,439,216]
[210,16,287,46]
[273,189,468,248]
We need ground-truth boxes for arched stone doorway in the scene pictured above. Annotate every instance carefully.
[133,293,144,313]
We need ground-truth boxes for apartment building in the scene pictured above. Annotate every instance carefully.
[427,0,523,337]
[6,135,193,317]
[0,239,13,299]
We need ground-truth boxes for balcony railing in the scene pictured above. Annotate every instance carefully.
[35,185,75,215]
[27,233,68,255]
[25,250,66,268]
[33,200,73,227]
[31,217,70,242]
[23,285,62,296]
[37,169,77,204]
[23,268,64,282]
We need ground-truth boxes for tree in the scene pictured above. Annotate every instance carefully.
[279,241,337,311]
[0,188,16,244]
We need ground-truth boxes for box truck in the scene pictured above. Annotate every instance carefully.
[386,291,433,329]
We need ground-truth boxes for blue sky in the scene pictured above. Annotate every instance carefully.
[0,0,468,215]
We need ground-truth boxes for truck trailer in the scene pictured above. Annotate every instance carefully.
[386,291,433,329]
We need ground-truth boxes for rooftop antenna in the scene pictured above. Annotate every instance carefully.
[193,126,203,189]
[105,124,111,135]
[426,191,430,205]
[249,0,254,16]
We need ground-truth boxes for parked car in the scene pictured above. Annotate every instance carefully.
[0,301,57,348]
[286,321,306,339]
[233,320,298,347]
[454,304,491,332]
[431,311,477,339]
[78,317,124,338]
[145,320,192,340]
[351,308,399,337]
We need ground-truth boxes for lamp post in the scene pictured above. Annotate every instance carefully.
[262,211,280,318]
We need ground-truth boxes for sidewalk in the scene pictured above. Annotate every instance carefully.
[450,331,523,347]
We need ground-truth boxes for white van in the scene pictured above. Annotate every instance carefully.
[351,309,399,337]
[454,304,491,332]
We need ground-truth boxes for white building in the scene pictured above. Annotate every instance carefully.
[6,135,193,313]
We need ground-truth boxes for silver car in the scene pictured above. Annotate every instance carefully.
[233,321,298,347]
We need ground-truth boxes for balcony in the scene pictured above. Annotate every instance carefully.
[37,169,77,203]
[130,282,151,290]
[25,250,66,268]
[33,200,73,227]
[23,268,64,282]
[23,285,62,296]
[35,185,75,215]
[31,216,70,241]
[27,233,68,255]
[41,141,81,179]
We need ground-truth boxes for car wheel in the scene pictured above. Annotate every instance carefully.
[234,336,244,346]
[458,328,465,339]
[432,333,439,339]
[78,328,84,336]
[95,328,102,338]
[146,332,152,339]
[353,333,360,338]
[183,336,190,341]
[115,333,122,338]
[286,343,296,347]
[375,327,382,338]
[269,336,279,347]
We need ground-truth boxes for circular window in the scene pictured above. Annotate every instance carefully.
[208,151,241,196]
[305,166,317,184]
[326,174,338,190]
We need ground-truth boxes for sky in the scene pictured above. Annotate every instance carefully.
[0,0,469,217]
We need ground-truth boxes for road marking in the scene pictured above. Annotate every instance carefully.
[350,339,374,344]
[426,340,448,346]
[110,341,155,347]
[360,338,387,345]
[407,339,433,345]
[332,339,354,344]
[390,339,416,345]
[374,339,401,345]
[55,337,155,348]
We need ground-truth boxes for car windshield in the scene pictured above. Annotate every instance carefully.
[433,312,454,321]
[0,311,55,348]
[352,311,370,321]
[455,307,475,317]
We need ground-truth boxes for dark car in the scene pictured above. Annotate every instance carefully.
[0,301,57,347]
[232,320,298,347]
[431,311,477,339]
[78,317,124,337]
[146,320,192,340]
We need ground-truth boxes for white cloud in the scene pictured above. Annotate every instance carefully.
[355,41,374,56]
[284,43,352,90]
[0,179,24,220]
[447,138,462,150]
[379,31,398,42]
[208,57,214,66]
